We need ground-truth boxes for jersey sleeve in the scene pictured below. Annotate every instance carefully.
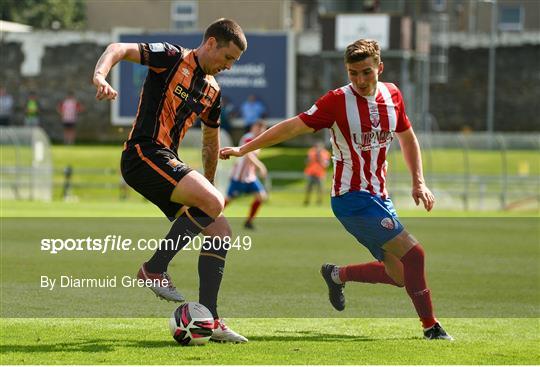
[298,91,336,131]
[200,91,221,128]
[138,42,183,69]
[395,86,412,132]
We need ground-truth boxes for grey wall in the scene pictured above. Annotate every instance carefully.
[1,41,127,143]
[1,39,538,145]
[297,44,540,132]
[430,44,540,131]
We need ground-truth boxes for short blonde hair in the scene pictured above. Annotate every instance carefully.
[344,39,380,64]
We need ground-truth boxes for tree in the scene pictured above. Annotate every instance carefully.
[1,0,86,30]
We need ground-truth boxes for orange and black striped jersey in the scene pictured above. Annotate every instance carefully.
[125,42,221,153]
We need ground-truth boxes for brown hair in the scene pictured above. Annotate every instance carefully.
[344,39,380,64]
[204,18,247,51]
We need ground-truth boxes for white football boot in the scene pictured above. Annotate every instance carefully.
[137,263,185,303]
[210,319,248,343]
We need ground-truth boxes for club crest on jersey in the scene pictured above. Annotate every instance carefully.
[166,158,183,172]
[182,68,190,77]
[370,112,380,127]
[369,104,380,127]
[380,217,395,230]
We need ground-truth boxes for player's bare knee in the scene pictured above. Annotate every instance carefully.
[199,194,224,218]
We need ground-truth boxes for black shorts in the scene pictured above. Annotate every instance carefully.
[121,142,192,219]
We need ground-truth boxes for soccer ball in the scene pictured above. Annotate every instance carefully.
[169,302,214,346]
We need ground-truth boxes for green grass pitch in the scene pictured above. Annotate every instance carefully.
[2,318,538,364]
[1,144,539,364]
[1,201,539,364]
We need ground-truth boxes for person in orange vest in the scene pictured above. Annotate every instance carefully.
[304,141,330,205]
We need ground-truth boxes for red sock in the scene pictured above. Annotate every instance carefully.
[400,244,437,329]
[247,198,262,222]
[338,262,398,286]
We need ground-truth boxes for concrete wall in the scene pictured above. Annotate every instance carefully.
[84,0,288,32]
[85,0,173,32]
[430,44,540,131]
[0,32,125,143]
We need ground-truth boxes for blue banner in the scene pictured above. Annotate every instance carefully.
[113,32,292,125]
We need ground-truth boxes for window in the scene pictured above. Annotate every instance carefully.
[498,5,523,31]
[171,1,197,31]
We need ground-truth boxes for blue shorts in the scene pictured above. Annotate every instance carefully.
[331,191,404,261]
[227,179,265,198]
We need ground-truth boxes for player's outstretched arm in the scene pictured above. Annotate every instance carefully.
[93,43,140,101]
[396,127,435,212]
[220,117,312,159]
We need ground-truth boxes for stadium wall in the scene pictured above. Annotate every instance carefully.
[1,31,538,144]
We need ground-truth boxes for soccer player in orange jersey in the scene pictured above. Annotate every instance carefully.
[93,19,248,343]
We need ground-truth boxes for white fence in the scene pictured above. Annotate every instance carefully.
[0,127,53,201]
[271,133,539,211]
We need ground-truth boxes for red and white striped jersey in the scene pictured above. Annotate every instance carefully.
[59,98,80,123]
[298,82,411,198]
[230,133,259,183]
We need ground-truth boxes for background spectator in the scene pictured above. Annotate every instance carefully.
[303,141,330,206]
[240,94,265,132]
[0,87,14,126]
[57,91,84,145]
[24,91,40,127]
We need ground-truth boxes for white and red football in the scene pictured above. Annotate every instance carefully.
[169,302,214,346]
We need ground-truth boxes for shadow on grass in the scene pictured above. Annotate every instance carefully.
[248,330,418,342]
[0,339,174,354]
[1,331,419,354]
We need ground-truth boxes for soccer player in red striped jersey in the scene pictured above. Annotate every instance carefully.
[224,120,268,229]
[93,19,248,343]
[220,39,452,340]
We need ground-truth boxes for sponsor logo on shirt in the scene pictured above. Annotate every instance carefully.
[352,131,394,151]
[173,84,197,103]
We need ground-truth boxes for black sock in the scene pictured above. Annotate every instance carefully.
[198,242,228,319]
[146,207,214,273]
